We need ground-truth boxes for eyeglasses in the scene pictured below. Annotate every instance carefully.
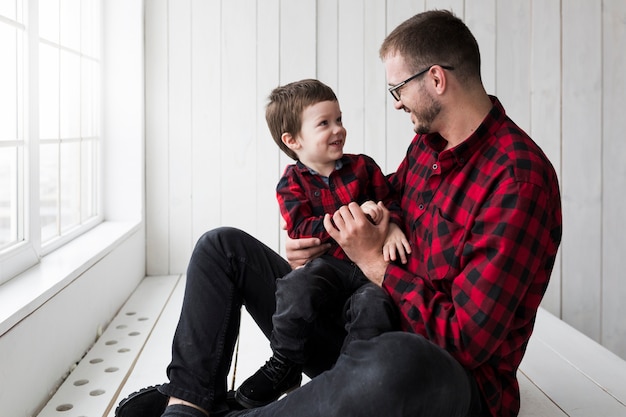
[388,65,454,101]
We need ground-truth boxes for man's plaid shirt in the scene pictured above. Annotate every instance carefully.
[383,97,562,417]
[277,154,402,261]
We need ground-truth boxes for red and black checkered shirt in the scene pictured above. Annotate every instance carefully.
[277,154,403,261]
[383,97,562,417]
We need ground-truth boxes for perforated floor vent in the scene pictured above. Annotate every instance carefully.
[36,276,181,417]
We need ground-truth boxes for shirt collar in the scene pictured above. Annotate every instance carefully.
[295,156,346,176]
[424,96,505,166]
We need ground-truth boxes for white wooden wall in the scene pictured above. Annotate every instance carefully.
[144,0,626,359]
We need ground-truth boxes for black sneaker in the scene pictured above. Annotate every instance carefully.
[115,385,168,417]
[115,385,245,416]
[235,353,302,409]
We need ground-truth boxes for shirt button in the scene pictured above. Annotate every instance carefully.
[419,204,424,210]
[432,163,438,170]
[314,191,320,197]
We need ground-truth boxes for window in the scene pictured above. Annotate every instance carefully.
[0,0,101,285]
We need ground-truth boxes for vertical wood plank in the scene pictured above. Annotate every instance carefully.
[426,0,463,16]
[220,0,258,234]
[384,1,426,172]
[255,0,281,250]
[529,0,562,315]
[280,0,317,83]
[561,0,602,341]
[601,0,626,358]
[145,0,170,275]
[465,0,496,95]
[168,0,193,273]
[190,0,222,244]
[363,0,387,170]
[277,0,317,256]
[338,0,365,155]
[317,0,338,88]
[495,0,531,132]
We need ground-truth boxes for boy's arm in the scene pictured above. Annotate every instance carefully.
[276,169,331,241]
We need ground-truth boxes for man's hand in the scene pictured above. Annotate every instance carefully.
[324,202,390,286]
[283,222,331,269]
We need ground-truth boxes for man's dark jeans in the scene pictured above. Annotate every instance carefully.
[159,227,484,417]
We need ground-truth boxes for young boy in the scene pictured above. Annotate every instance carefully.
[235,79,411,409]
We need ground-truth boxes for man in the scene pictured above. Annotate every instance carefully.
[117,10,561,417]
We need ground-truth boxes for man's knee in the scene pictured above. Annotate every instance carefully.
[345,333,424,381]
[338,333,473,415]
[345,332,470,392]
[196,226,244,249]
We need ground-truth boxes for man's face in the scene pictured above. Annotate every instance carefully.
[384,54,441,135]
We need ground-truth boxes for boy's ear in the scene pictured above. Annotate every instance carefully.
[281,132,300,150]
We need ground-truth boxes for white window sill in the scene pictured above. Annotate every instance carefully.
[0,220,142,337]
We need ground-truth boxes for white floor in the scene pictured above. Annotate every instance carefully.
[35,275,626,417]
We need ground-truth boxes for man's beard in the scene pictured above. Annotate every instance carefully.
[412,92,441,135]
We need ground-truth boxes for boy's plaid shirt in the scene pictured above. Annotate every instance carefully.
[277,153,403,261]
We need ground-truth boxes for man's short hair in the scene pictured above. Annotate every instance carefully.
[379,10,482,84]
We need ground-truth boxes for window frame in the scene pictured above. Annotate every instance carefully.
[0,0,104,285]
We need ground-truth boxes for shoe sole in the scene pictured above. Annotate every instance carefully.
[234,380,302,409]
[115,385,168,417]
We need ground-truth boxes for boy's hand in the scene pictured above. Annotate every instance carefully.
[360,200,384,224]
[383,222,412,264]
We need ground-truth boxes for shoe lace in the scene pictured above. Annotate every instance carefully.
[260,356,291,383]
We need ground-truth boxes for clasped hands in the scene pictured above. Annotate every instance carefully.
[285,201,411,286]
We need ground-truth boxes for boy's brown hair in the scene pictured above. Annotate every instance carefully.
[266,79,338,160]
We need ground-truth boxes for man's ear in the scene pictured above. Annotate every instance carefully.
[431,65,447,94]
[282,132,300,151]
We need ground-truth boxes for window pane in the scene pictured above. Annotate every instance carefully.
[60,50,81,138]
[80,0,99,57]
[0,24,17,142]
[60,0,80,51]
[0,0,17,20]
[0,5,25,253]
[60,141,81,232]
[81,59,99,137]
[39,0,60,43]
[0,147,23,250]
[39,43,60,139]
[39,0,101,250]
[40,143,59,242]
[81,139,98,221]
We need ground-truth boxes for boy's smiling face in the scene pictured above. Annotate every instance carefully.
[283,100,346,177]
